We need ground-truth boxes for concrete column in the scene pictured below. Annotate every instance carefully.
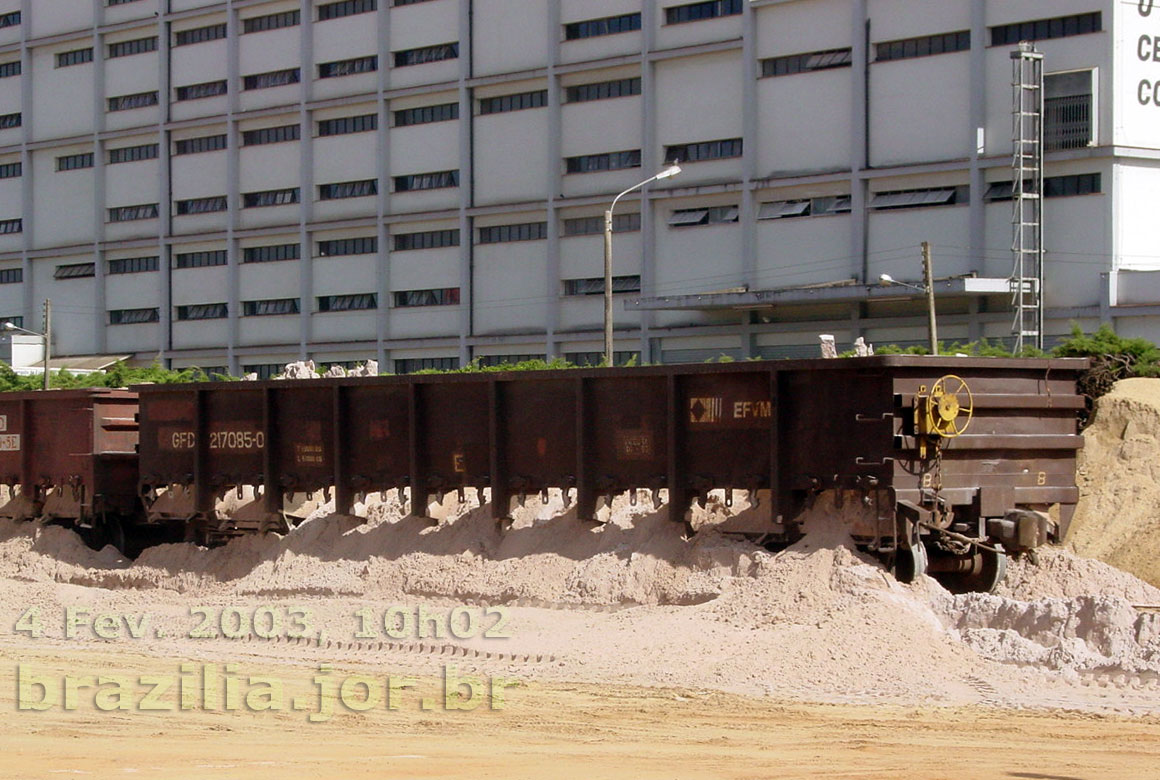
[374,1,391,369]
[224,1,240,376]
[638,0,657,362]
[544,0,562,360]
[851,0,869,284]
[456,0,474,368]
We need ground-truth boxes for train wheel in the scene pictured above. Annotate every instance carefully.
[930,547,1008,594]
[80,514,126,554]
[894,541,928,583]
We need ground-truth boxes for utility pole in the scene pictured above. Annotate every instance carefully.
[603,209,614,366]
[921,243,938,356]
[42,299,51,390]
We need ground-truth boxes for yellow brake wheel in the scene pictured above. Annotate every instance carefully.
[927,375,973,437]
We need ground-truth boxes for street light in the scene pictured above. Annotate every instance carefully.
[878,241,939,355]
[3,320,50,390]
[878,273,926,293]
[603,164,681,366]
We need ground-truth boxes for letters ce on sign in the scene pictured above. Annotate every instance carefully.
[0,414,18,452]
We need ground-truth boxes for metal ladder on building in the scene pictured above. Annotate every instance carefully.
[1010,43,1045,353]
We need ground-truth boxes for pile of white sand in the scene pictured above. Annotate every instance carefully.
[1068,377,1160,588]
[2,486,1157,691]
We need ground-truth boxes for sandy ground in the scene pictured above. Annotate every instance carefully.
[3,644,1159,780]
[3,377,1160,777]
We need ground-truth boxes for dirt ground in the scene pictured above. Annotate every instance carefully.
[3,644,1158,780]
[3,376,1160,778]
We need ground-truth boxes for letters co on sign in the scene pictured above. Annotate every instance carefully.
[1139,1,1160,106]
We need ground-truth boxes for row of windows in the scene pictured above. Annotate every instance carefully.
[100,289,478,327]
[176,80,227,101]
[18,167,1102,242]
[0,161,20,178]
[174,23,227,47]
[242,124,299,146]
[174,134,226,155]
[394,170,458,192]
[109,307,158,325]
[50,256,165,278]
[18,215,658,286]
[0,79,642,141]
[107,91,158,112]
[479,90,548,115]
[56,48,94,68]
[394,42,458,68]
[664,138,742,164]
[177,295,381,318]
[990,12,1102,47]
[875,31,970,63]
[56,152,94,171]
[108,255,158,274]
[0,11,19,29]
[0,267,21,283]
[175,196,227,215]
[175,250,226,268]
[562,213,640,236]
[984,173,1102,201]
[107,203,157,222]
[107,36,156,59]
[244,298,300,316]
[565,13,641,41]
[108,143,158,163]
[244,243,299,263]
[394,229,458,251]
[395,102,456,127]
[242,10,299,35]
[319,56,377,79]
[668,205,738,227]
[15,216,643,277]
[319,179,377,200]
[563,275,640,297]
[565,77,641,104]
[565,150,641,174]
[243,68,300,90]
[665,0,742,26]
[242,188,299,208]
[54,262,95,279]
[0,60,19,78]
[761,48,851,78]
[319,114,377,136]
[758,197,851,220]
[394,287,458,308]
[477,222,547,244]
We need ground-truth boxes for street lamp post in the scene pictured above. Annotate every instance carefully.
[879,262,939,355]
[3,316,51,390]
[603,165,681,366]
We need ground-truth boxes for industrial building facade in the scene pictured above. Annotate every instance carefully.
[0,0,1157,375]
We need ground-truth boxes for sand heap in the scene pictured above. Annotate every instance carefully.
[1068,377,1160,589]
[1,487,1157,684]
[0,491,759,606]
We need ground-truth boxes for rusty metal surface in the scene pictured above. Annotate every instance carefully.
[0,389,139,520]
[133,356,1089,542]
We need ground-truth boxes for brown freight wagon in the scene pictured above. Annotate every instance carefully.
[133,355,1087,592]
[0,388,139,549]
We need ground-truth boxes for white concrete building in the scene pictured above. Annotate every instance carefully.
[0,0,1157,375]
